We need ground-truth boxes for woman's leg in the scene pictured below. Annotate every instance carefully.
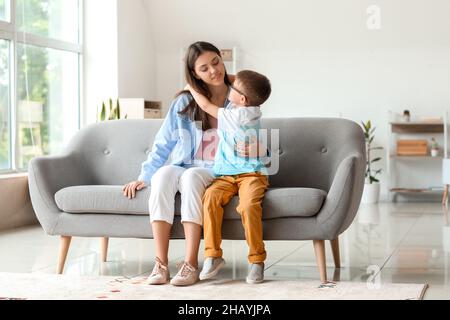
[182,222,202,268]
[148,165,186,263]
[151,221,172,265]
[178,167,215,267]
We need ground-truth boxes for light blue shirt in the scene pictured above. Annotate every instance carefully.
[213,104,267,176]
[137,93,230,186]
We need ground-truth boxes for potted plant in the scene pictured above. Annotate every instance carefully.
[98,98,127,122]
[430,137,439,157]
[361,120,383,204]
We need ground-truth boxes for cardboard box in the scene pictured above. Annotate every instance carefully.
[397,140,428,156]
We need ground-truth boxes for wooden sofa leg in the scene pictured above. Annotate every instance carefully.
[101,237,109,262]
[313,240,327,283]
[57,236,72,274]
[330,238,341,268]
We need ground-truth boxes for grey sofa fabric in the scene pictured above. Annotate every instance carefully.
[55,185,327,219]
[28,118,365,241]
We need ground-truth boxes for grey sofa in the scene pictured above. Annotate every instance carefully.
[28,118,365,282]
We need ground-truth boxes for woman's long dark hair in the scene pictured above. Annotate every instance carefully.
[177,41,231,131]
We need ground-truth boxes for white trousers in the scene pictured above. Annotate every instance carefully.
[148,165,215,226]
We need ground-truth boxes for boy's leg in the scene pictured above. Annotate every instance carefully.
[236,173,269,264]
[202,176,237,258]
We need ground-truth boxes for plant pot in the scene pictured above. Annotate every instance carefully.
[361,183,380,204]
[358,203,381,225]
[431,148,439,157]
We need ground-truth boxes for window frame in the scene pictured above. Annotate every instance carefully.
[0,0,83,174]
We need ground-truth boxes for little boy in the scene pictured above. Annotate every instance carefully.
[187,70,271,284]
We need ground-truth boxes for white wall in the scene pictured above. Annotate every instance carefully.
[142,0,450,200]
[117,0,155,100]
[83,0,119,125]
[84,0,156,125]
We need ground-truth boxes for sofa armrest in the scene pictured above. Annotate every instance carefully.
[316,153,365,239]
[28,153,92,235]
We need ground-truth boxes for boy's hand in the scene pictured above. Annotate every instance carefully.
[187,86,211,108]
[184,84,219,118]
[122,180,147,199]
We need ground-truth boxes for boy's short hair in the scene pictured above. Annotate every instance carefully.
[236,70,271,106]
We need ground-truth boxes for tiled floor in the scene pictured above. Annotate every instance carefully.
[0,202,449,299]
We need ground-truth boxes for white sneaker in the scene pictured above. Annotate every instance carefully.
[246,263,264,284]
[199,257,226,280]
[170,261,199,286]
[146,258,170,285]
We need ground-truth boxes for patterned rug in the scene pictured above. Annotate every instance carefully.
[0,273,428,300]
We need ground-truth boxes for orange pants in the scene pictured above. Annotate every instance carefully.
[202,172,269,263]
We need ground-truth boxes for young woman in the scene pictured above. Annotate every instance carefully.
[123,41,232,286]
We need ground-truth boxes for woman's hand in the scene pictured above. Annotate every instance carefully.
[123,181,147,199]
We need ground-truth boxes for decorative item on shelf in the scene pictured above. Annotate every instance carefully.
[420,116,443,123]
[361,120,383,204]
[119,99,162,119]
[430,137,440,157]
[397,139,428,156]
[402,110,410,122]
[144,101,162,119]
[98,98,126,122]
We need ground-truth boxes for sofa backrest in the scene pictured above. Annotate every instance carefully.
[65,118,364,191]
[261,118,364,191]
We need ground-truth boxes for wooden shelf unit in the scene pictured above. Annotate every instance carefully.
[387,118,447,202]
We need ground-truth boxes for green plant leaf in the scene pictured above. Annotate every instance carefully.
[369,136,374,144]
[108,98,113,120]
[371,157,382,163]
[361,121,368,132]
[117,99,121,119]
[370,176,379,183]
[100,102,106,121]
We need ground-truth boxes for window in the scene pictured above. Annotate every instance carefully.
[17,44,79,169]
[0,0,10,22]
[0,0,82,173]
[16,0,79,43]
[0,39,10,170]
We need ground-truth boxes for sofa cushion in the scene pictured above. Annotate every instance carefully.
[55,185,327,219]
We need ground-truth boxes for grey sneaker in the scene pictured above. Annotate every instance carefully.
[170,261,199,286]
[147,258,170,285]
[199,257,226,280]
[246,263,264,284]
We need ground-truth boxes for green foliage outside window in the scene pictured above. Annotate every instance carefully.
[1,0,78,170]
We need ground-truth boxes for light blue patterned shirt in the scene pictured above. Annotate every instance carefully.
[137,93,230,185]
